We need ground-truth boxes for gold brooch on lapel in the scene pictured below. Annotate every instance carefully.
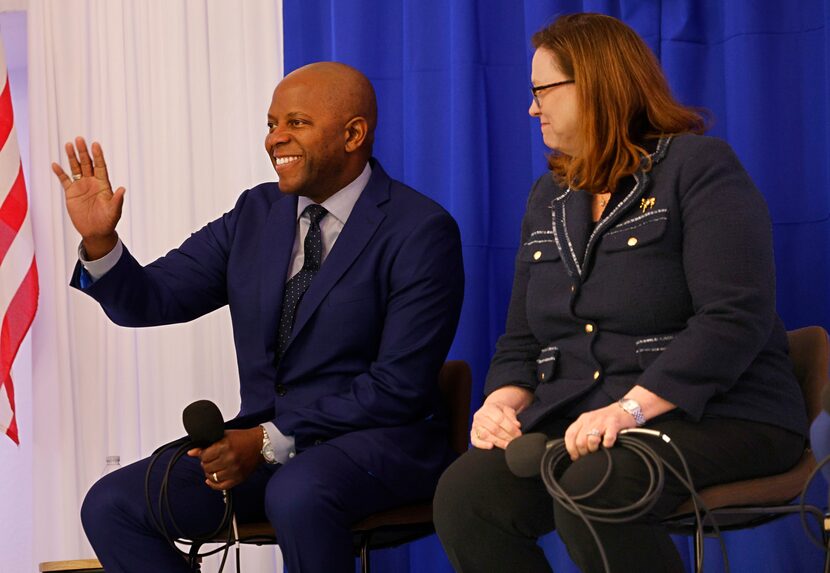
[640,197,655,213]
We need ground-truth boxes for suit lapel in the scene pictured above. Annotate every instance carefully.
[579,171,649,276]
[551,189,592,279]
[552,136,672,279]
[285,163,389,352]
[260,193,299,353]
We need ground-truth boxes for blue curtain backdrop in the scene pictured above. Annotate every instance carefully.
[283,1,830,571]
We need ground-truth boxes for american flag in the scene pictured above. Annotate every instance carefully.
[0,37,38,445]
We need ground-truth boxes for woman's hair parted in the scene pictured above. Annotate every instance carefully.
[532,13,706,194]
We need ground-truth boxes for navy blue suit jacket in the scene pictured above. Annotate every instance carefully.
[71,160,465,492]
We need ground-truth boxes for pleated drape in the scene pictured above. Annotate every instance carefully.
[284,1,830,571]
[26,1,283,570]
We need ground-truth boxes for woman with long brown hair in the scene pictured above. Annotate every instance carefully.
[434,13,806,572]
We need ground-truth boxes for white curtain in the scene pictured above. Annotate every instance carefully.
[25,1,283,570]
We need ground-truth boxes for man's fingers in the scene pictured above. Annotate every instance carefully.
[51,163,72,190]
[198,443,225,465]
[204,476,233,491]
[76,137,94,177]
[91,141,110,180]
[64,141,82,176]
[111,187,126,213]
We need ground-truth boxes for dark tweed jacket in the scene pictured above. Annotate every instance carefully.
[485,134,807,437]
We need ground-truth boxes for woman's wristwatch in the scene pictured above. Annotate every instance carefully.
[618,398,646,426]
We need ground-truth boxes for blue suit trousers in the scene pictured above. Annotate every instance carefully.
[82,443,411,572]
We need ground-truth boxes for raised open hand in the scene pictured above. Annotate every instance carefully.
[51,137,125,259]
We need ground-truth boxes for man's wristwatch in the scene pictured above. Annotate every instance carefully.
[618,398,646,427]
[260,425,278,464]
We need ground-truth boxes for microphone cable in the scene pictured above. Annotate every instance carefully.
[539,428,727,573]
[143,438,237,572]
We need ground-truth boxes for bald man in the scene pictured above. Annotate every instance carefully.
[53,62,464,572]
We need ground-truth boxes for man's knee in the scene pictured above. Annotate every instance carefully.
[81,472,126,540]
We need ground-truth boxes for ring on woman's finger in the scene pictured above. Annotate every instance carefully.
[474,427,483,440]
[212,472,219,483]
[70,173,82,182]
[587,428,602,438]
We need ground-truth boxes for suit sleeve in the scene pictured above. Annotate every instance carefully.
[635,138,778,418]
[69,191,246,326]
[273,210,465,447]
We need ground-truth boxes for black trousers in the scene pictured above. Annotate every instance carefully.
[433,416,804,573]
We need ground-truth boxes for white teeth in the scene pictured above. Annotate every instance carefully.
[274,155,301,165]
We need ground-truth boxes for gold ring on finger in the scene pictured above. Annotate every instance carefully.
[71,173,82,182]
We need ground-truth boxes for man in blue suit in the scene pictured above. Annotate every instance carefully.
[51,62,465,573]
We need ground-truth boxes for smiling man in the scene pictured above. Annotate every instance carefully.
[52,62,465,573]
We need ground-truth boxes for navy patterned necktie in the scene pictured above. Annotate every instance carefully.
[277,204,328,357]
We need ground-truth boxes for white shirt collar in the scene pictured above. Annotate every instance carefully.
[296,162,372,225]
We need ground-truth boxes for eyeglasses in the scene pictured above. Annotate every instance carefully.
[531,79,575,107]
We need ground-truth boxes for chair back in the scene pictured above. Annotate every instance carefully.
[787,326,830,424]
[668,326,830,517]
[437,360,473,455]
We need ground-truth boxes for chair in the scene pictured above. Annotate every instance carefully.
[189,360,473,573]
[663,326,830,572]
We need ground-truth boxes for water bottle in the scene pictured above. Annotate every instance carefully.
[101,455,121,476]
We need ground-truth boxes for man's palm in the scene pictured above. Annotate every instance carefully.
[52,138,126,257]
[64,175,122,239]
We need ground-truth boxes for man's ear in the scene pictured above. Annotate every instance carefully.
[344,116,368,152]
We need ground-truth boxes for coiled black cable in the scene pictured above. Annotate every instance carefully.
[539,428,727,573]
[143,439,236,572]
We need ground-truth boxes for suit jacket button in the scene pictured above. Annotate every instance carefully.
[276,384,288,396]
[593,370,601,380]
[627,237,638,246]
[533,250,542,260]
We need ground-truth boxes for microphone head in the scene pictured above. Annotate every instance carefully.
[182,400,225,447]
[505,433,548,478]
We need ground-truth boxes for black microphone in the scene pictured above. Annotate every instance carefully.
[505,433,553,478]
[182,399,225,447]
[180,400,240,560]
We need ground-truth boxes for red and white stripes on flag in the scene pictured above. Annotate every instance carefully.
[0,38,38,445]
